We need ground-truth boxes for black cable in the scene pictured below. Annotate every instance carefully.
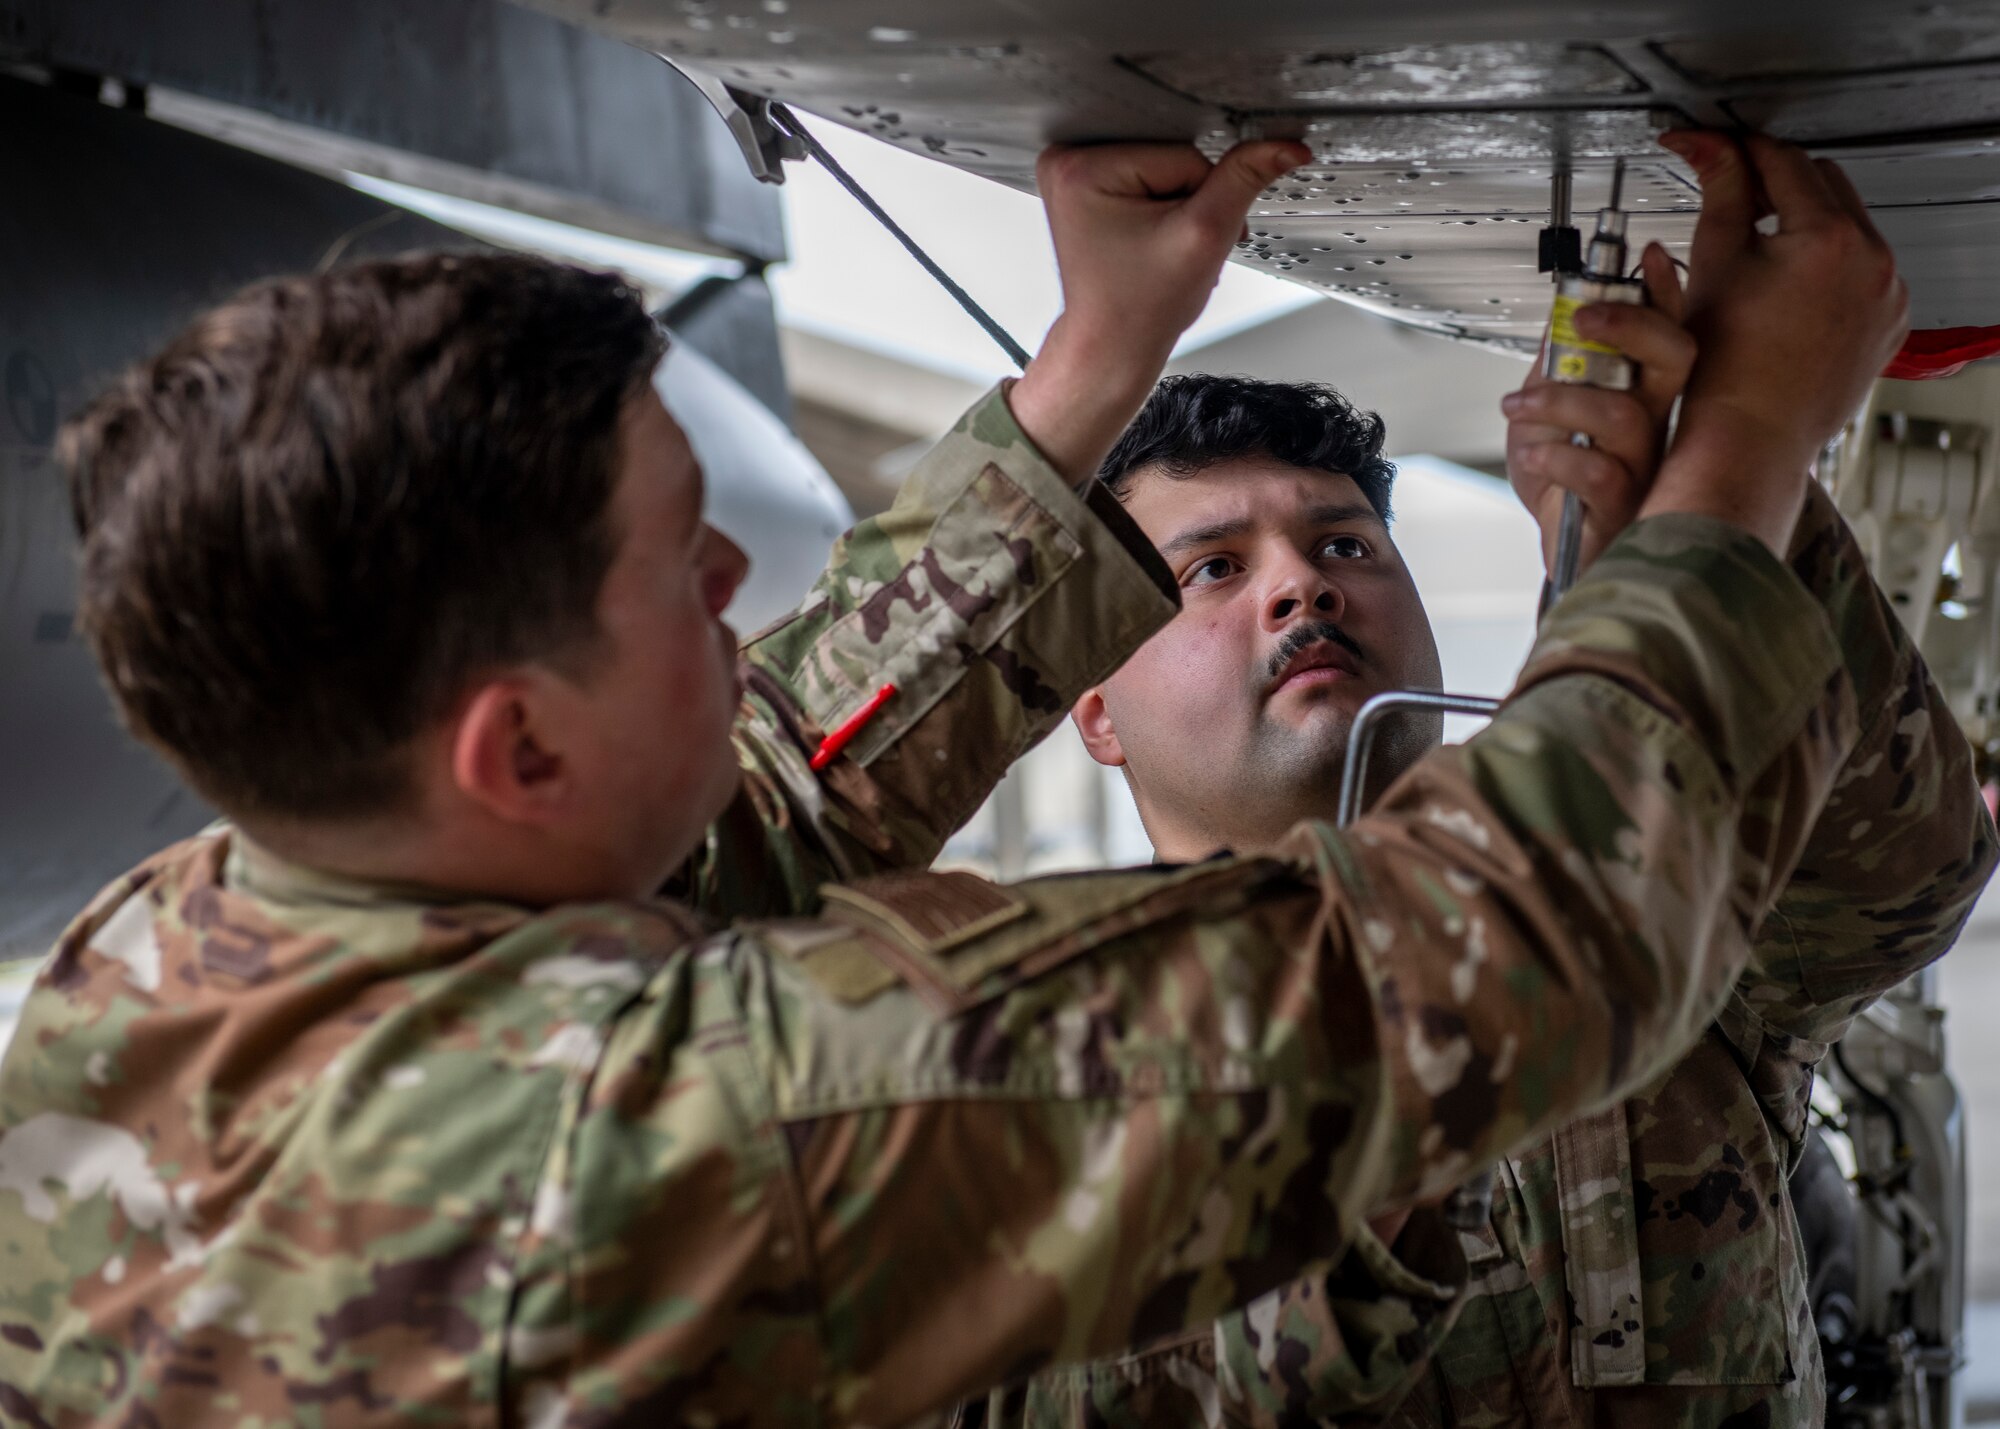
[768,102,1033,372]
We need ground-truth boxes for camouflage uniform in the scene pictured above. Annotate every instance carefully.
[1377,482,1998,1429]
[959,483,1995,1429]
[0,386,1860,1427]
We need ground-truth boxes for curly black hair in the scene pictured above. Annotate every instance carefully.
[1099,373,1395,520]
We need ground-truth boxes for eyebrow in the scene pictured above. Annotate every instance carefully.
[1156,516,1252,562]
[1155,501,1383,561]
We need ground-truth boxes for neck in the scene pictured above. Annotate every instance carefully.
[237,809,625,909]
[1135,749,1421,861]
[1140,790,1326,863]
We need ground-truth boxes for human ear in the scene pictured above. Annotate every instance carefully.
[1071,688,1127,769]
[449,678,572,825]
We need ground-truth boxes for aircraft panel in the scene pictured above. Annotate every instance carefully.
[528,0,2000,350]
[1135,44,1648,108]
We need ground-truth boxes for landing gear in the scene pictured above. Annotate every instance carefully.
[1805,973,1966,1429]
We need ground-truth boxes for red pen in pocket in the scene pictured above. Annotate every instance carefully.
[809,683,898,772]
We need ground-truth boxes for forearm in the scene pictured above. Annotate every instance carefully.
[1748,484,1999,1041]
[1643,409,1810,559]
[755,525,1849,1415]
[1346,515,1852,1200]
[1007,314,1163,488]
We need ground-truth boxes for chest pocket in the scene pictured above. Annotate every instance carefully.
[1551,1104,1645,1386]
[1556,1023,1812,1388]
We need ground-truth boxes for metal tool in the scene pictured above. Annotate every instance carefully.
[1543,158,1649,597]
[1336,691,1502,828]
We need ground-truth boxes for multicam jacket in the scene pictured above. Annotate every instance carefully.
[957,483,1995,1429]
[0,386,1859,1426]
[1379,483,1998,1429]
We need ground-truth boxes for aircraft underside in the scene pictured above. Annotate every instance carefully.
[523,0,2000,351]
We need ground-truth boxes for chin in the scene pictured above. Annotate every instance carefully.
[1279,696,1357,739]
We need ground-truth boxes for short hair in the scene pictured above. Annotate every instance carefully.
[1099,373,1395,519]
[62,251,666,821]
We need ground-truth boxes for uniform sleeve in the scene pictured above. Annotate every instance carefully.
[549,516,1857,1425]
[1738,482,1998,1049]
[667,383,1178,919]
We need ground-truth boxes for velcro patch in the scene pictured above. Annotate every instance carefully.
[753,919,906,1004]
[817,870,1032,1014]
[820,870,1028,951]
[765,859,1282,1017]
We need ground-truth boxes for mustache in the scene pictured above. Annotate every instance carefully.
[1266,621,1366,684]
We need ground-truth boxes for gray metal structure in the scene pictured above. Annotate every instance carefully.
[0,69,848,963]
[0,0,784,261]
[525,0,2000,350]
[0,75,472,961]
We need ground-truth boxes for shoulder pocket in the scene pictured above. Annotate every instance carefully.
[796,463,1084,767]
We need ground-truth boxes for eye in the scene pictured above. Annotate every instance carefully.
[1185,555,1239,587]
[1319,534,1370,560]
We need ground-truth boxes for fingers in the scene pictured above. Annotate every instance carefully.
[1037,142,1213,203]
[1569,300,1696,424]
[1188,139,1312,232]
[1640,242,1684,325]
[1510,432,1649,542]
[1036,139,1309,246]
[1505,384,1657,475]
[1570,302,1693,379]
[1662,130,1754,278]
[1742,134,1847,233]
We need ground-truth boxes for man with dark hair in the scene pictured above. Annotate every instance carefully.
[965,137,1996,1429]
[68,253,670,828]
[1103,373,1398,517]
[0,131,1921,1428]
[1076,371,1444,855]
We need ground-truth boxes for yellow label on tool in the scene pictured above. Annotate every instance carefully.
[1549,293,1620,356]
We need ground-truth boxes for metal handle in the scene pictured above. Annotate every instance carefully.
[1336,690,1503,827]
[1551,484,1587,596]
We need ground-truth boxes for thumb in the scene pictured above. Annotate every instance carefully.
[1189,140,1310,232]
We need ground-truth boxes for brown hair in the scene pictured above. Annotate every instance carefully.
[62,251,666,820]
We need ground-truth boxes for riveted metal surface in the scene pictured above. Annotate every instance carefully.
[1135,42,1643,107]
[1217,110,1681,164]
[506,0,2000,336]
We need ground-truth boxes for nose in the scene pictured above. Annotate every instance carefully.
[1261,548,1343,632]
[704,524,751,615]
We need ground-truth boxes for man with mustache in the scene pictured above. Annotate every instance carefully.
[0,129,1931,1427]
[962,133,1996,1429]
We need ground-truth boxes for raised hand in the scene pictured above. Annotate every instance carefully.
[1010,140,1310,485]
[1504,243,1696,574]
[1644,132,1908,554]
